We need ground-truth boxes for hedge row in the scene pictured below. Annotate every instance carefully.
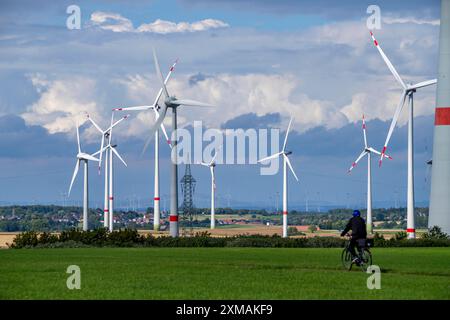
[9,229,450,248]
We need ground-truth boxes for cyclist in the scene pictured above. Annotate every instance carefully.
[340,210,367,264]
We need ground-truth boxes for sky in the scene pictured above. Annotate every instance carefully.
[0,0,441,210]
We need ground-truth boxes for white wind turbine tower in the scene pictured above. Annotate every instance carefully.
[370,31,437,239]
[258,117,299,238]
[68,123,100,231]
[143,48,215,237]
[347,115,392,234]
[199,147,221,229]
[114,58,177,231]
[88,113,129,231]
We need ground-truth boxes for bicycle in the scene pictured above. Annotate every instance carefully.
[341,235,373,271]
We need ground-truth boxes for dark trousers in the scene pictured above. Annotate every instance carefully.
[349,237,364,258]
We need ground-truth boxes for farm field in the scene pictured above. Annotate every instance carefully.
[0,247,449,299]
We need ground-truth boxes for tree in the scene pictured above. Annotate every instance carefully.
[422,226,449,240]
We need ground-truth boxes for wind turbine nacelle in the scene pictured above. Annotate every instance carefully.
[285,151,292,156]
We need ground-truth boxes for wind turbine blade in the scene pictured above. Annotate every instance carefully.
[82,154,100,162]
[258,152,283,163]
[172,99,215,108]
[152,58,179,107]
[153,48,170,99]
[348,150,368,173]
[114,106,153,111]
[109,114,130,132]
[152,105,172,148]
[159,122,172,148]
[369,147,393,160]
[210,145,222,165]
[380,91,407,166]
[76,124,81,154]
[148,59,178,144]
[367,147,380,155]
[112,147,127,167]
[142,104,168,155]
[199,162,209,167]
[383,153,393,160]
[211,166,216,189]
[362,114,368,148]
[284,154,299,181]
[86,114,103,133]
[410,79,437,90]
[109,112,115,141]
[92,145,108,157]
[68,160,80,195]
[369,31,407,89]
[98,135,105,171]
[282,117,293,152]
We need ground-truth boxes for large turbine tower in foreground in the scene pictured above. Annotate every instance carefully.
[429,0,450,234]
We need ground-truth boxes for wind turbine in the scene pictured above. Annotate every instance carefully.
[68,122,100,231]
[347,115,392,234]
[258,117,299,238]
[144,48,215,237]
[89,113,128,232]
[199,147,220,229]
[114,58,177,231]
[369,31,437,239]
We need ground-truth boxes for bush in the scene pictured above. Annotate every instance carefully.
[9,229,450,249]
[422,226,449,240]
[394,231,407,240]
[9,231,39,248]
[287,227,303,236]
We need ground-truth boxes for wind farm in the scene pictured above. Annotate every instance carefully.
[0,0,449,304]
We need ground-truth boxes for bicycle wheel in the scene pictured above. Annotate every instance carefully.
[341,248,353,271]
[358,249,372,272]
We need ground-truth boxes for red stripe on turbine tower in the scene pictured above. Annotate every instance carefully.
[154,197,160,201]
[435,107,450,125]
[169,215,178,222]
[406,228,415,233]
[109,197,114,200]
[104,209,109,212]
[283,211,288,215]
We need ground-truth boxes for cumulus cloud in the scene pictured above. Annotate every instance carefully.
[89,11,229,34]
[118,72,348,134]
[137,18,229,34]
[90,11,134,32]
[383,16,440,26]
[21,74,100,134]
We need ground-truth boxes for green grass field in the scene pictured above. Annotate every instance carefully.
[0,247,449,299]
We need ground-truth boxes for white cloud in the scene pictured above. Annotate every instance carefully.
[383,16,440,26]
[90,12,134,32]
[119,73,347,133]
[89,11,229,34]
[341,87,436,127]
[137,18,229,34]
[21,74,101,135]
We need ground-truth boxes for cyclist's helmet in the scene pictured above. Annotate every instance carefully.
[352,210,361,217]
